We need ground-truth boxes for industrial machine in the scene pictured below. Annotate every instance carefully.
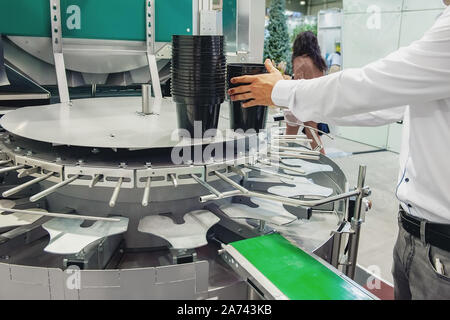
[0,0,374,300]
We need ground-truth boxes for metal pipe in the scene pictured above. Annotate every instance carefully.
[200,190,242,202]
[257,160,305,175]
[3,172,54,198]
[214,171,248,194]
[199,187,364,208]
[273,138,313,144]
[0,207,120,222]
[89,174,103,188]
[109,177,124,208]
[230,166,246,177]
[191,174,222,197]
[271,146,321,156]
[269,152,320,161]
[346,165,367,279]
[307,126,324,152]
[141,84,151,115]
[0,165,25,174]
[142,177,151,207]
[17,166,40,178]
[0,160,12,166]
[273,134,307,139]
[244,164,295,180]
[169,174,178,188]
[30,174,80,202]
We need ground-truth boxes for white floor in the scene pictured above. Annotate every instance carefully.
[324,136,400,283]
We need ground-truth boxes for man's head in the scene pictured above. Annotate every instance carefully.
[444,0,450,6]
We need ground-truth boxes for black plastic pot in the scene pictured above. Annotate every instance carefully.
[172,59,226,68]
[227,63,268,89]
[171,76,226,85]
[176,103,221,137]
[171,70,226,79]
[173,35,224,43]
[172,35,226,136]
[172,94,224,106]
[227,63,268,132]
[172,82,226,91]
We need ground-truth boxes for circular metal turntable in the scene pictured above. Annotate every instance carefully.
[0,96,371,300]
[0,96,246,149]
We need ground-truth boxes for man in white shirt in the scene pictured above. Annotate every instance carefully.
[228,4,450,299]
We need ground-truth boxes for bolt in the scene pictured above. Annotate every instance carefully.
[91,148,100,154]
[119,162,127,168]
[55,157,62,163]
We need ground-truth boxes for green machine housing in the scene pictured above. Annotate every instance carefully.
[0,0,237,44]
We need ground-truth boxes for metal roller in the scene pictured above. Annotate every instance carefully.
[0,164,26,174]
[17,166,40,178]
[0,206,121,222]
[273,134,307,139]
[214,171,248,194]
[273,138,313,144]
[272,146,321,156]
[191,174,222,197]
[269,152,320,161]
[109,177,124,207]
[169,174,178,188]
[3,172,54,198]
[0,159,12,166]
[142,177,151,207]
[29,174,80,202]
[244,164,295,180]
[257,160,306,175]
[89,174,103,188]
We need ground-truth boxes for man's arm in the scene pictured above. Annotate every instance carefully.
[229,8,450,123]
[272,7,450,123]
[331,106,406,127]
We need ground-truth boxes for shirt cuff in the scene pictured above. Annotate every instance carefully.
[271,80,299,107]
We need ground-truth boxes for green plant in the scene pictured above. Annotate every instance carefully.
[290,22,318,43]
[264,0,291,74]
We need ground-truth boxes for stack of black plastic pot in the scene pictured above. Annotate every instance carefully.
[227,63,268,133]
[171,35,226,138]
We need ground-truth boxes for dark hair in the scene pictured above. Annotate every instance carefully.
[292,31,327,73]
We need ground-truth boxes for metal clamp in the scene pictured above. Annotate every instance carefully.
[49,0,70,103]
[145,0,162,99]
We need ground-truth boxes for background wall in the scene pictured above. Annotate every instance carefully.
[308,0,343,15]
[338,0,445,152]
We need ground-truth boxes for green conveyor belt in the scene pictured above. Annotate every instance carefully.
[231,234,373,300]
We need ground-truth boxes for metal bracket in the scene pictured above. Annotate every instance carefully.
[205,155,256,182]
[64,165,135,189]
[136,165,204,188]
[146,0,162,99]
[15,155,63,183]
[49,0,70,103]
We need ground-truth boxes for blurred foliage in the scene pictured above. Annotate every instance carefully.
[290,22,318,43]
[264,0,292,74]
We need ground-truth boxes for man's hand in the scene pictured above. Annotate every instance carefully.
[228,59,284,108]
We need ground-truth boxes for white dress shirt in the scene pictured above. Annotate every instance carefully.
[272,6,450,223]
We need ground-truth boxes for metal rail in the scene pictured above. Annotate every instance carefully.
[0,207,121,222]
